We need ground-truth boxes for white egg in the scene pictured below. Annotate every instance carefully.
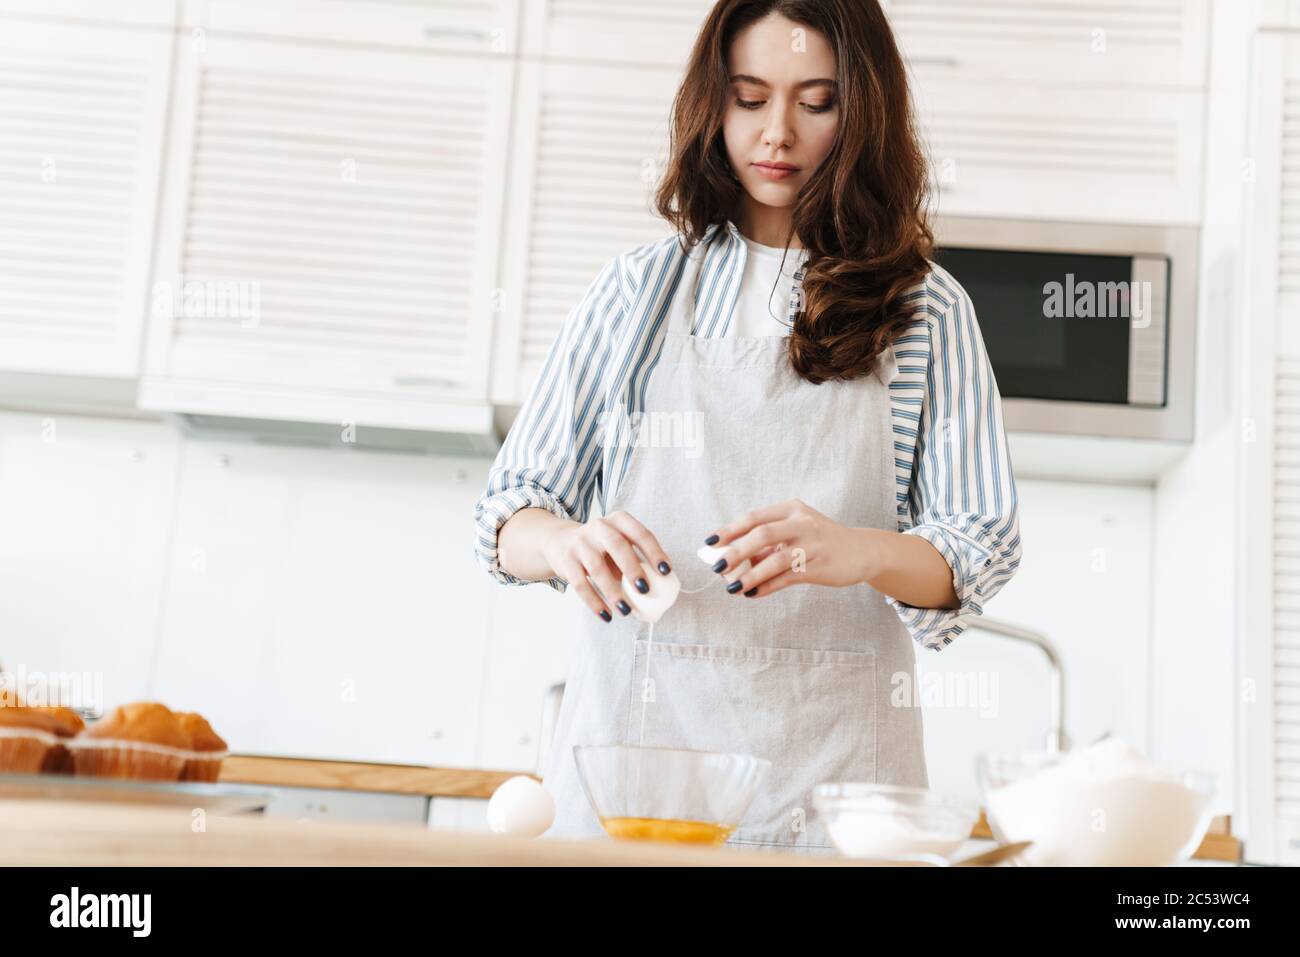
[697,543,752,580]
[486,775,556,838]
[572,556,682,624]
[619,560,681,623]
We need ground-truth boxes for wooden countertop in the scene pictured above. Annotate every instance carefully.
[218,754,518,797]
[217,754,1244,863]
[0,798,919,867]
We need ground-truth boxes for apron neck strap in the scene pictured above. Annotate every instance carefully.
[668,226,723,338]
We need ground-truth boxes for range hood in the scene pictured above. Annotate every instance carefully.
[137,377,501,456]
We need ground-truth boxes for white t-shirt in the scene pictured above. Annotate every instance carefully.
[730,234,809,337]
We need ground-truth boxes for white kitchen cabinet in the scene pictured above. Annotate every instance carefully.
[428,796,491,832]
[149,440,494,767]
[0,0,175,26]
[1259,0,1300,29]
[492,59,678,405]
[0,15,172,378]
[179,0,520,55]
[522,0,1211,86]
[1241,27,1300,866]
[519,0,714,69]
[893,1,1208,225]
[914,78,1205,225]
[142,16,513,428]
[886,0,1209,88]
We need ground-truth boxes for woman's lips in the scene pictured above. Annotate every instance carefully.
[753,163,800,181]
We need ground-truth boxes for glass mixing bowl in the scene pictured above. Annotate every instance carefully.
[976,750,1216,866]
[813,782,981,863]
[573,745,770,845]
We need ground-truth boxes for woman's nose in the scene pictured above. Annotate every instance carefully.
[762,109,794,149]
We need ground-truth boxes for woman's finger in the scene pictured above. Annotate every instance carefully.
[725,546,797,594]
[576,540,632,618]
[704,499,797,547]
[604,511,674,576]
[743,561,808,598]
[712,517,802,576]
[592,519,652,596]
[556,553,613,622]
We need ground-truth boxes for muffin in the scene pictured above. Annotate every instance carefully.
[175,712,228,782]
[0,703,63,774]
[0,678,86,774]
[71,702,189,781]
[32,707,85,774]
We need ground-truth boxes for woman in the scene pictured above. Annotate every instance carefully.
[473,0,1022,854]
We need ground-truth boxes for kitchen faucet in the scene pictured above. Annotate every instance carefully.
[967,617,1069,753]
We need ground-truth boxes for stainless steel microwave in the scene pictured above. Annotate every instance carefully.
[931,216,1198,442]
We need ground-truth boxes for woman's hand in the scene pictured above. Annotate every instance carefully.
[542,510,674,623]
[703,498,874,597]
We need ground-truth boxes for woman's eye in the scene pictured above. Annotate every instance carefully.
[734,97,835,113]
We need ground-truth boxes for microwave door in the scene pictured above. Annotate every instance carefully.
[1128,256,1170,408]
[932,246,1169,409]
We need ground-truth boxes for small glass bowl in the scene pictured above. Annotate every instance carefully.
[813,782,981,863]
[573,745,771,846]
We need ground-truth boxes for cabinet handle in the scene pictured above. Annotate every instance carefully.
[393,375,458,388]
[423,26,493,43]
[907,56,960,68]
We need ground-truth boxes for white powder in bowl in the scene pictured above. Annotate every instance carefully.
[983,739,1213,866]
[825,812,968,860]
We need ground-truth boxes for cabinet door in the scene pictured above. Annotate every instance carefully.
[145,29,512,412]
[180,0,520,55]
[492,60,679,405]
[914,78,1204,225]
[887,0,1209,87]
[0,17,171,377]
[0,0,174,25]
[1242,30,1300,866]
[521,0,714,69]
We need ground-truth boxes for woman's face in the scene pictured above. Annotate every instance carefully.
[723,12,839,218]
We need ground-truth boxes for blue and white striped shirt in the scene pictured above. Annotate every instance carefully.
[474,219,1022,651]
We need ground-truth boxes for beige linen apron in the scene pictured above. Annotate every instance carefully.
[540,234,928,855]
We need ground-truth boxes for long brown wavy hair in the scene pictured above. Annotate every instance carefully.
[654,0,934,385]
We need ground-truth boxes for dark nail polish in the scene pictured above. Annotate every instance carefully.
[617,600,631,615]
[658,561,672,575]
[711,558,727,574]
[726,580,744,594]
[599,609,612,622]
[704,534,719,545]
[635,577,649,594]
[744,587,758,597]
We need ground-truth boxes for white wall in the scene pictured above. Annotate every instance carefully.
[0,408,573,774]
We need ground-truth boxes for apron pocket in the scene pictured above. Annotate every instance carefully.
[625,638,877,847]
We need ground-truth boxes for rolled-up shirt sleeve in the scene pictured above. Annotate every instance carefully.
[887,277,1023,651]
[473,254,627,591]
